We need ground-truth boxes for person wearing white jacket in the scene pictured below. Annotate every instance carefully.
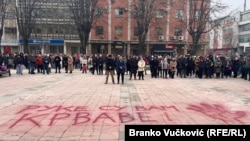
[137,56,146,80]
[82,55,88,73]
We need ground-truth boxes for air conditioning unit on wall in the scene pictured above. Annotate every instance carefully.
[178,36,184,40]
[158,36,164,40]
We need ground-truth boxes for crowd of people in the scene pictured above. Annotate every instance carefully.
[0,53,250,83]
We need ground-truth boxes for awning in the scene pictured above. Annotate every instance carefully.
[154,50,174,53]
[152,44,174,52]
[207,48,230,55]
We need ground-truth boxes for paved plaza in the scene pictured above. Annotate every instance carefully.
[0,69,250,141]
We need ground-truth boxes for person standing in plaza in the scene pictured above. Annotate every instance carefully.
[42,54,51,75]
[151,56,159,78]
[62,54,68,73]
[214,57,222,78]
[105,54,115,84]
[232,56,240,78]
[15,54,25,75]
[169,58,177,79]
[88,55,94,74]
[54,53,61,73]
[36,54,43,73]
[68,54,74,74]
[27,54,36,74]
[129,55,138,80]
[81,55,88,73]
[162,56,169,79]
[116,55,125,84]
[137,56,146,80]
[198,56,205,79]
[244,56,250,81]
[98,54,104,75]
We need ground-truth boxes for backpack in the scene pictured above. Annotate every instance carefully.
[1,65,7,71]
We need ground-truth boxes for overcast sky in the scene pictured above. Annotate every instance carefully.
[221,0,249,13]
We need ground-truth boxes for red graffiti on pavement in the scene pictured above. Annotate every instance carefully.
[187,103,247,124]
[9,105,179,128]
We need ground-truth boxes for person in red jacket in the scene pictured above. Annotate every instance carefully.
[36,54,43,73]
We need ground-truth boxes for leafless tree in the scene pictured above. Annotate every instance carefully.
[66,0,101,55]
[222,23,238,56]
[0,0,9,54]
[10,0,41,54]
[132,0,166,55]
[179,0,229,55]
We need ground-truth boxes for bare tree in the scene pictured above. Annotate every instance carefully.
[0,0,9,54]
[11,0,41,54]
[132,0,166,55]
[179,0,229,55]
[67,0,100,55]
[222,24,238,57]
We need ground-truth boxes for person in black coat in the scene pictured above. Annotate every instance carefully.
[232,56,240,78]
[129,55,138,80]
[151,56,159,78]
[116,55,126,84]
[54,54,61,73]
[62,54,68,73]
[105,54,115,84]
[98,54,104,75]
[15,54,25,75]
[42,54,51,74]
[27,54,36,74]
[198,56,205,79]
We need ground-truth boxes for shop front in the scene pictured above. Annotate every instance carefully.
[19,39,64,55]
[151,44,174,57]
[207,48,231,56]
[1,39,19,55]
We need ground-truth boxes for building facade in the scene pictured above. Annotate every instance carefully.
[238,10,250,56]
[209,10,250,57]
[1,0,209,56]
[208,15,239,56]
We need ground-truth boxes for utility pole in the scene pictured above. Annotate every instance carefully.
[244,0,246,11]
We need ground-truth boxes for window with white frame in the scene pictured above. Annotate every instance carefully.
[155,9,164,18]
[115,8,124,17]
[95,8,104,17]
[155,27,163,36]
[134,27,139,36]
[5,27,17,34]
[115,26,123,36]
[174,27,182,36]
[175,10,183,19]
[95,26,104,35]
[195,10,201,20]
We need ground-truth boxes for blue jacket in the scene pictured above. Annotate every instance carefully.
[116,60,125,73]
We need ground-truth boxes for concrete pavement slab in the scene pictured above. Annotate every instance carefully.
[0,69,249,140]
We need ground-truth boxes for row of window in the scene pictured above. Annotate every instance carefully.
[95,8,193,19]
[239,23,250,32]
[239,34,250,43]
[4,25,184,37]
[95,26,183,36]
[5,7,184,20]
[241,13,250,21]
